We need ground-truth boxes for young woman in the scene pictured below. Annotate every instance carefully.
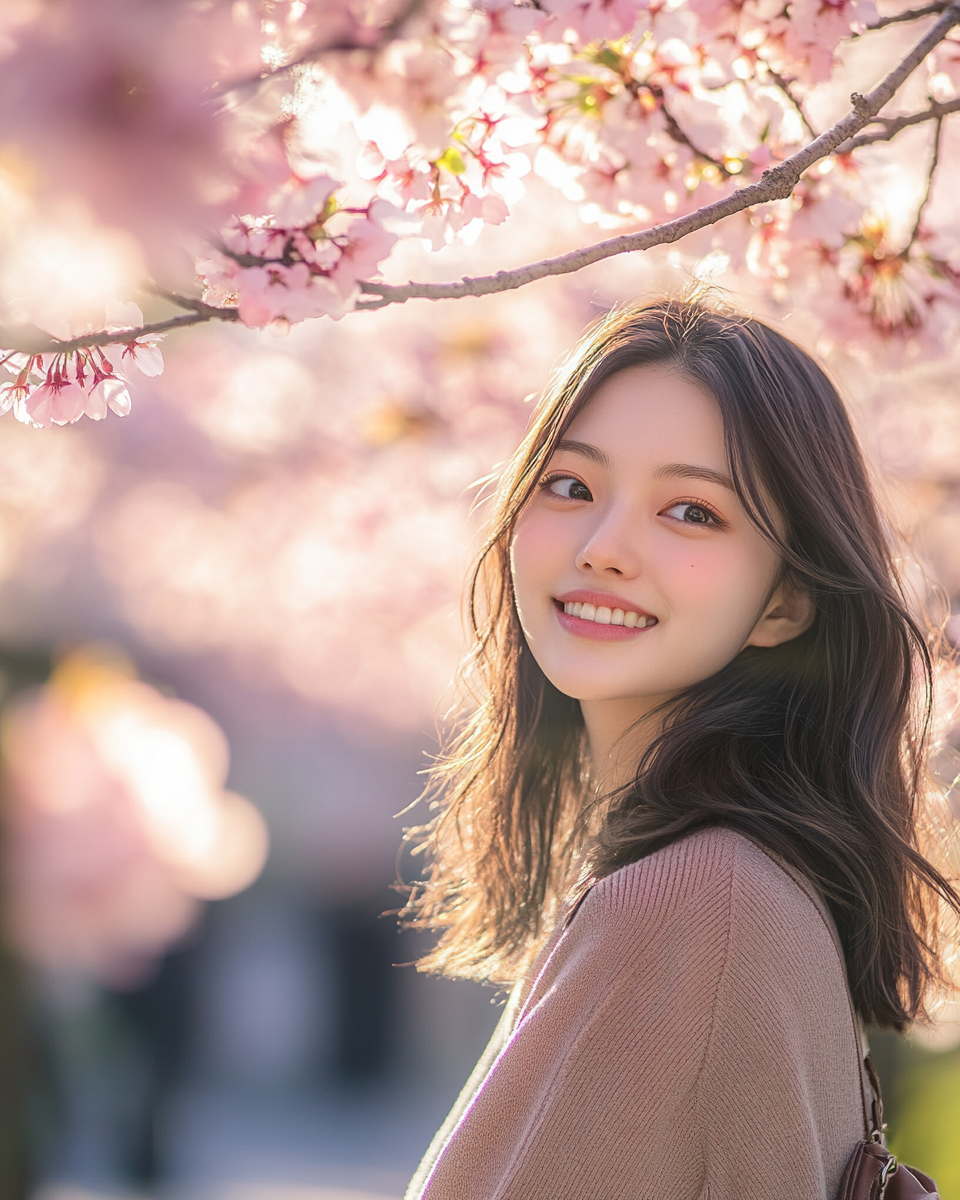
[403,299,960,1200]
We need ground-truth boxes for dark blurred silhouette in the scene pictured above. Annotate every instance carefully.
[0,937,33,1199]
[327,894,400,1083]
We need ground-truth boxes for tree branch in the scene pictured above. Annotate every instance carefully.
[646,85,733,175]
[146,284,242,317]
[0,309,239,357]
[3,4,958,350]
[837,95,960,149]
[765,67,818,139]
[864,1,951,31]
[908,114,944,247]
[215,0,425,96]
[356,4,960,308]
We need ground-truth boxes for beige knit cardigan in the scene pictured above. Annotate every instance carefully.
[406,826,866,1200]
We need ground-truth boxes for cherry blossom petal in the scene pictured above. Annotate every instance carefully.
[19,379,88,428]
[99,377,133,417]
[122,340,165,378]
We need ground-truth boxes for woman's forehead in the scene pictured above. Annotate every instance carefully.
[559,364,726,466]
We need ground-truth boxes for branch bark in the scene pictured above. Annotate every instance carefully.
[3,4,958,350]
[765,68,818,139]
[0,304,239,357]
[908,115,944,246]
[837,96,960,149]
[864,1,951,31]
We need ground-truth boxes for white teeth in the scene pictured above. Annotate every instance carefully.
[562,602,655,628]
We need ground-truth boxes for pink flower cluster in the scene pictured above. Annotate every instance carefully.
[197,176,398,328]
[689,0,878,83]
[355,88,526,249]
[0,337,164,428]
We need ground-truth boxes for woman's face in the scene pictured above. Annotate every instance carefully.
[510,363,806,723]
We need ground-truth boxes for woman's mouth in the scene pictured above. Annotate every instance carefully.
[561,601,657,629]
[552,596,658,641]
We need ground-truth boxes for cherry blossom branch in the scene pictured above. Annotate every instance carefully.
[0,300,238,356]
[865,0,951,30]
[647,85,733,175]
[838,95,960,148]
[765,68,818,139]
[908,114,944,247]
[355,3,960,309]
[146,284,239,317]
[2,4,958,352]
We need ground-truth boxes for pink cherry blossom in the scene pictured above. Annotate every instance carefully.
[331,218,399,297]
[120,337,165,379]
[0,334,162,427]
[18,376,90,428]
[268,175,341,229]
[235,263,350,328]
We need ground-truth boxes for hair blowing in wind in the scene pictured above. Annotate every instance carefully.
[404,298,960,1033]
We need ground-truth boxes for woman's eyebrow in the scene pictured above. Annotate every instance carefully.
[653,462,736,492]
[553,443,736,493]
[553,439,611,467]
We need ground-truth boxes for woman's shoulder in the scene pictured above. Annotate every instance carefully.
[578,825,841,966]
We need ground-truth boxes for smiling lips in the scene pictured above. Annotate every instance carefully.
[562,601,656,628]
[554,593,657,641]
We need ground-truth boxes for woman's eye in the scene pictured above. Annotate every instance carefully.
[546,476,592,502]
[663,502,719,526]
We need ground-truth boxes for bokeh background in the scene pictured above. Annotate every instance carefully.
[1,190,960,1199]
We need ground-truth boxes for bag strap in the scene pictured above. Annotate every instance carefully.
[865,1051,886,1139]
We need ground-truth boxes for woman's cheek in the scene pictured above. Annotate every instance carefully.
[662,543,766,639]
[511,516,557,614]
[659,539,730,594]
[513,513,566,583]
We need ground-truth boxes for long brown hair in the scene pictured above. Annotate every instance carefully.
[404,298,960,1031]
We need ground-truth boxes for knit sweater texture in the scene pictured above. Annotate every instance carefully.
[406,826,866,1200]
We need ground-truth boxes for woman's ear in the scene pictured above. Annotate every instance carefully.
[745,580,815,648]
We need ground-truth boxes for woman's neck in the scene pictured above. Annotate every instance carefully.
[580,695,670,795]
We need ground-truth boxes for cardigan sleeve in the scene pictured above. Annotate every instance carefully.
[408,827,864,1200]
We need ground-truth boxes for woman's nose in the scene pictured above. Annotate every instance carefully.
[575,508,642,577]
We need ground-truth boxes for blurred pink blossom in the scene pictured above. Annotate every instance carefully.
[1,648,269,988]
[0,0,261,275]
[331,217,398,297]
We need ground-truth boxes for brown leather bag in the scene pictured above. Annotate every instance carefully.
[837,1136,938,1199]
[835,1053,939,1199]
[831,930,940,1200]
